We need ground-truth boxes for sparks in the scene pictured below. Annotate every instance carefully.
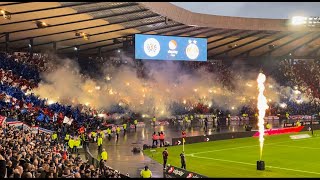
[257,73,269,160]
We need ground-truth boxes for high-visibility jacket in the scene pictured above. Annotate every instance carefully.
[52,133,57,140]
[227,114,231,118]
[200,115,204,119]
[97,137,103,146]
[152,117,156,122]
[81,134,85,141]
[184,116,188,121]
[159,134,165,140]
[134,120,138,125]
[296,121,301,127]
[101,151,108,161]
[100,131,104,138]
[123,124,127,130]
[286,113,290,119]
[266,124,271,129]
[140,169,152,178]
[107,129,111,135]
[190,115,193,120]
[152,134,158,140]
[74,139,81,147]
[116,127,121,133]
[64,134,70,140]
[91,132,97,138]
[68,139,74,148]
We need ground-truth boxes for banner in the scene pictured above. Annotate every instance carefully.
[172,131,256,146]
[38,127,53,134]
[6,118,23,127]
[289,115,312,120]
[165,165,207,178]
[253,126,304,137]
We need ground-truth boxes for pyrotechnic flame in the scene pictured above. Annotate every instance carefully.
[257,73,269,160]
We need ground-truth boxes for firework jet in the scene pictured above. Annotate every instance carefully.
[257,73,269,160]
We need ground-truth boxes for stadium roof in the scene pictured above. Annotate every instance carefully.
[0,2,320,59]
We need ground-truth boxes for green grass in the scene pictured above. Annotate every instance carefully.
[144,130,320,177]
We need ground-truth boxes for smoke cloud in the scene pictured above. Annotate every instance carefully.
[31,54,309,117]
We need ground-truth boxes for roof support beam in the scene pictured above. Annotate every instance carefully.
[10,2,94,15]
[1,12,158,44]
[207,31,261,51]
[0,2,32,7]
[235,32,294,58]
[0,3,138,26]
[20,17,165,49]
[204,29,233,39]
[170,27,206,36]
[207,30,247,45]
[281,32,320,57]
[5,9,149,34]
[305,44,320,57]
[156,25,189,34]
[210,32,278,58]
[258,32,313,56]
[189,28,216,37]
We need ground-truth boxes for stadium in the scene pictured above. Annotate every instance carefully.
[0,1,320,178]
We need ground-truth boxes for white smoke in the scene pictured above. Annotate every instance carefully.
[32,54,302,117]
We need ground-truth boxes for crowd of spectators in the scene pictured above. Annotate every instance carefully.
[0,52,128,178]
[0,124,123,178]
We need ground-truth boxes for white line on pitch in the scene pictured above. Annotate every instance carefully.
[187,136,320,156]
[273,144,320,150]
[187,141,284,155]
[190,155,320,175]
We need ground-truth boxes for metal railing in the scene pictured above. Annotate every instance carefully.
[84,144,130,178]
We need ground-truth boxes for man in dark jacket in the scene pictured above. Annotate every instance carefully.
[162,148,168,170]
[180,151,186,169]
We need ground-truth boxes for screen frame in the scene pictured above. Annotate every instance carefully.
[134,33,207,62]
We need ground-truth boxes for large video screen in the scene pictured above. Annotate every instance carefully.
[135,34,207,61]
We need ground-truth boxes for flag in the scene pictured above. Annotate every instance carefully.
[53,113,57,122]
[63,116,73,125]
[36,113,45,122]
[63,116,70,124]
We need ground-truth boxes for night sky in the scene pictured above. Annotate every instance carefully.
[171,2,320,19]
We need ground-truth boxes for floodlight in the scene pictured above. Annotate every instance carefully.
[0,9,11,20]
[35,21,49,28]
[75,31,90,40]
[291,16,307,26]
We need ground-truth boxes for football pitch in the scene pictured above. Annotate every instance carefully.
[144,130,320,177]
